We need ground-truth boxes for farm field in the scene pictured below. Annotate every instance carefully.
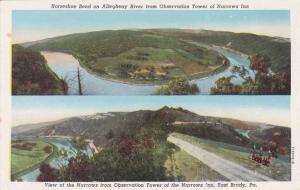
[11,140,55,178]
[87,46,225,84]
[172,133,291,181]
[29,30,228,84]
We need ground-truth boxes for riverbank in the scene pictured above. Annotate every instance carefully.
[185,40,249,59]
[42,49,231,86]
[11,141,58,181]
[188,60,230,81]
[44,59,68,94]
[12,45,67,95]
[40,43,251,95]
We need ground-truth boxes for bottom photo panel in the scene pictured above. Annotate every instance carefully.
[11,96,291,182]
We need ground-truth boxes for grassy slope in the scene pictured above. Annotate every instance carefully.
[165,149,228,181]
[28,30,227,83]
[11,140,56,177]
[172,133,291,181]
[12,45,66,95]
[150,29,290,73]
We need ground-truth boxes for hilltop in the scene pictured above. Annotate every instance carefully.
[13,106,290,149]
[12,106,291,182]
[25,29,290,75]
[146,29,290,72]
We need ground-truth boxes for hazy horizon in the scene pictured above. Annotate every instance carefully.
[12,96,290,127]
[12,107,289,128]
[13,10,290,43]
[16,27,291,45]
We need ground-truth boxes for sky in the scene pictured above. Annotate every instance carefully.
[12,96,290,127]
[13,10,290,43]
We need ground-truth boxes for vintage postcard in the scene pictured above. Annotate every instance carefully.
[0,0,299,190]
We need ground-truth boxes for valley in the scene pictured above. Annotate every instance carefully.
[11,140,56,179]
[11,107,291,181]
[13,29,291,95]
[27,30,229,84]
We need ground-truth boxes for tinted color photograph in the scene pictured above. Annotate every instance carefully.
[11,96,291,181]
[12,10,290,95]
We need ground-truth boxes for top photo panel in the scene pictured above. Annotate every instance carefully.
[12,10,290,95]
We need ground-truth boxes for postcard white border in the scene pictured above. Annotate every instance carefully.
[1,0,300,189]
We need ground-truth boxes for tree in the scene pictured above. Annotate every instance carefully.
[12,45,66,95]
[105,129,114,139]
[156,78,200,95]
[211,54,290,95]
[60,152,92,181]
[77,67,83,95]
[270,69,291,94]
[60,75,69,95]
[210,76,241,94]
[54,124,176,181]
[43,145,52,154]
[37,163,59,182]
[89,143,171,181]
[71,136,88,150]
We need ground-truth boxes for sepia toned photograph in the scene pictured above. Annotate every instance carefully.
[11,96,291,182]
[12,10,290,95]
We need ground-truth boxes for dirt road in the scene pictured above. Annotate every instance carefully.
[168,135,275,181]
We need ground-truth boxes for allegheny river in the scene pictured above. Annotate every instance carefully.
[42,43,252,95]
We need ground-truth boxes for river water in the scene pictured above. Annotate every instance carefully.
[19,138,77,182]
[42,43,252,95]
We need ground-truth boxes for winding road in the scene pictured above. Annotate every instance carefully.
[167,135,274,181]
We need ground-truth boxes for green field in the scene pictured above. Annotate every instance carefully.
[172,133,291,181]
[11,140,56,178]
[87,47,225,83]
[149,29,290,73]
[165,148,228,181]
[29,30,228,84]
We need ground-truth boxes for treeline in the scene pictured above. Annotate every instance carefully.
[156,78,200,95]
[30,30,188,64]
[37,124,178,181]
[35,107,257,181]
[211,54,290,95]
[151,29,290,73]
[12,45,67,95]
[171,123,250,147]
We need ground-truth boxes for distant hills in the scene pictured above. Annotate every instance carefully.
[25,29,290,73]
[13,29,290,94]
[26,29,229,84]
[145,29,290,72]
[13,107,290,150]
